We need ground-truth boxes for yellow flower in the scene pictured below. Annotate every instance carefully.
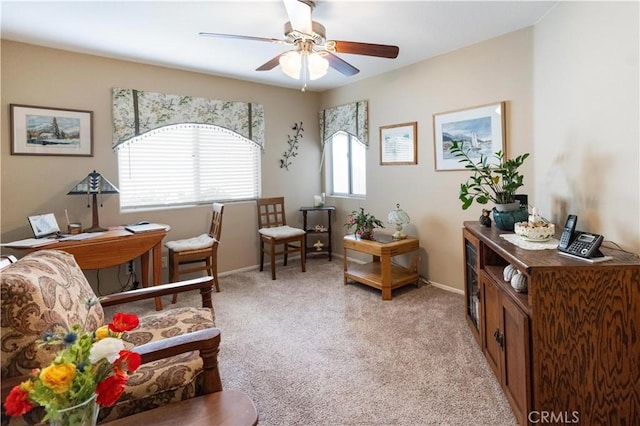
[39,364,76,394]
[95,325,110,340]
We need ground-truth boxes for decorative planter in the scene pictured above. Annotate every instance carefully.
[357,227,375,240]
[50,394,99,426]
[494,202,521,212]
[492,206,528,231]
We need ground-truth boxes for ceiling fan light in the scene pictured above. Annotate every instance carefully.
[308,52,329,80]
[279,51,301,79]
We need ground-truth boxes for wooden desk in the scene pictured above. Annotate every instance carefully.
[104,390,258,426]
[26,228,168,310]
[343,234,420,300]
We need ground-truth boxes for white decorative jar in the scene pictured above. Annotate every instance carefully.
[503,264,518,282]
[511,272,528,293]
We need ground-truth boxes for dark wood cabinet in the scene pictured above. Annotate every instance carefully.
[463,221,640,425]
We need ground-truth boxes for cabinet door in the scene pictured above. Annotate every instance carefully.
[481,272,501,379]
[463,229,482,346]
[501,294,531,425]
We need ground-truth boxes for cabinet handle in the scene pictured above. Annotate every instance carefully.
[493,329,504,349]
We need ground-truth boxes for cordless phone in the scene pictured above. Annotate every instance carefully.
[557,215,604,258]
[558,215,577,251]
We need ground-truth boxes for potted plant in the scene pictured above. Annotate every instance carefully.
[450,141,529,230]
[345,208,385,240]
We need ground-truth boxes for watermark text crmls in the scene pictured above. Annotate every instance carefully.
[528,411,580,424]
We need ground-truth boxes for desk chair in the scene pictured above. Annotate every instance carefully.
[166,203,224,303]
[256,197,306,280]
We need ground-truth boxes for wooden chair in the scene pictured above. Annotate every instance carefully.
[165,203,224,303]
[256,197,306,280]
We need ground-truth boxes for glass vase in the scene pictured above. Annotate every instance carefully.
[49,394,99,426]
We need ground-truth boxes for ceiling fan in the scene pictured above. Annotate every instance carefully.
[200,0,399,90]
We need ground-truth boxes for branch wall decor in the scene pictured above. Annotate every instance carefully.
[280,122,304,170]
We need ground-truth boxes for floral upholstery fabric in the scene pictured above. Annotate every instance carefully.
[1,250,215,425]
[1,250,105,378]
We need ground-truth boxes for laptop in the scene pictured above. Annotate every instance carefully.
[28,213,63,239]
[125,223,167,233]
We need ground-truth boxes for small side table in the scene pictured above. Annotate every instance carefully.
[299,206,336,261]
[343,234,420,300]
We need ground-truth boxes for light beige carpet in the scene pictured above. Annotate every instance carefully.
[105,260,517,426]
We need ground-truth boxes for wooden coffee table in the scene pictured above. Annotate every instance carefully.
[104,390,258,426]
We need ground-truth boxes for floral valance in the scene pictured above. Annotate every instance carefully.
[112,88,265,150]
[319,100,368,146]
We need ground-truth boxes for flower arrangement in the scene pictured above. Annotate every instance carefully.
[345,207,385,240]
[4,297,141,424]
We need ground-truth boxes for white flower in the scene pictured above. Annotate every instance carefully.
[89,337,124,364]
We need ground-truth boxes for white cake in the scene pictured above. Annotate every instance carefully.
[514,220,555,241]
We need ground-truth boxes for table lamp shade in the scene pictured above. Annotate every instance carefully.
[67,170,119,232]
[388,203,410,240]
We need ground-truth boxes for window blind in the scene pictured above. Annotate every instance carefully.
[118,125,261,210]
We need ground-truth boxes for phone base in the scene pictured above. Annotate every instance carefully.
[558,251,613,263]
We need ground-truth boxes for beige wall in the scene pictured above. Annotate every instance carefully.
[321,27,535,291]
[2,1,638,294]
[1,41,321,291]
[532,1,640,254]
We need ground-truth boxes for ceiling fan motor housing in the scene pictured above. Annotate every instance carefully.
[284,21,326,46]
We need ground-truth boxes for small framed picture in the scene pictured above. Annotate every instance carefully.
[10,104,93,156]
[433,102,505,171]
[379,122,417,165]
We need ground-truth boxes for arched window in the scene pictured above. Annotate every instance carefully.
[117,124,261,210]
[326,131,366,197]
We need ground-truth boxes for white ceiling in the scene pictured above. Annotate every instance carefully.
[1,1,557,92]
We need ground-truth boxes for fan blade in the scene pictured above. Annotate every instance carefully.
[332,40,399,59]
[199,32,286,45]
[256,54,284,71]
[283,0,313,34]
[325,52,359,76]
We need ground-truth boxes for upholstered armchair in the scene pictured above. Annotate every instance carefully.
[1,249,220,425]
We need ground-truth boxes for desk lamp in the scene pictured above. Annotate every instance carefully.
[67,170,119,232]
[387,203,410,240]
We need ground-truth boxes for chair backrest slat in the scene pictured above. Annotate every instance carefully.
[209,203,225,240]
[256,197,287,229]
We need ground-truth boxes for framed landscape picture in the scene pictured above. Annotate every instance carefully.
[433,102,505,171]
[379,122,417,165]
[10,104,93,156]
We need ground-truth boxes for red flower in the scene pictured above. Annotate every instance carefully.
[4,385,33,417]
[113,350,141,376]
[108,313,139,333]
[96,374,128,407]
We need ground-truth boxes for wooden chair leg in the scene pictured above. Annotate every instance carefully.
[259,241,265,272]
[300,237,306,272]
[270,241,276,280]
[168,251,174,283]
[212,269,220,293]
[207,257,220,293]
[171,255,180,304]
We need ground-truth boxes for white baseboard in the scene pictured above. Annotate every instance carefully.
[427,280,464,295]
[219,253,464,295]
